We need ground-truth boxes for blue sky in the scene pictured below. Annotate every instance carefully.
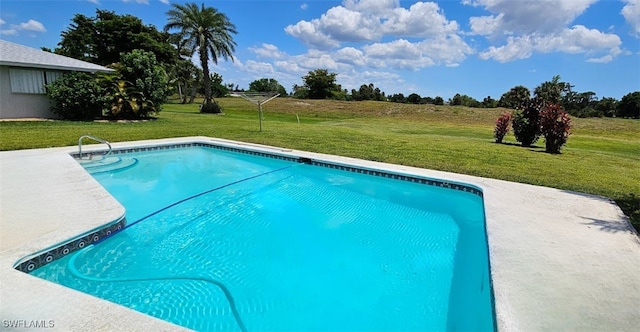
[1,0,639,100]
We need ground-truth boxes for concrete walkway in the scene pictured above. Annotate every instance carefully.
[1,137,638,331]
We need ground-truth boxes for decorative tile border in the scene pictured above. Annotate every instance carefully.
[200,144,299,162]
[14,217,127,273]
[71,142,300,163]
[309,161,484,197]
[73,142,483,198]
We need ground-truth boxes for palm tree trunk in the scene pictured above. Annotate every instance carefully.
[200,47,213,105]
[177,82,184,103]
[189,83,196,104]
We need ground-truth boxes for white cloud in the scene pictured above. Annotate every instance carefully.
[469,14,504,36]
[621,0,640,36]
[317,6,382,42]
[285,5,381,48]
[249,43,286,59]
[420,34,474,66]
[244,60,275,74]
[467,0,623,63]
[275,2,474,80]
[479,36,533,62]
[3,19,46,35]
[285,1,462,49]
[16,19,46,32]
[86,0,99,4]
[274,60,305,75]
[0,29,17,36]
[361,34,473,70]
[269,49,342,79]
[294,49,339,71]
[361,70,402,82]
[300,3,308,10]
[537,25,621,55]
[466,0,597,35]
[586,55,614,63]
[382,1,458,37]
[364,39,422,60]
[343,0,399,15]
[334,47,367,66]
[249,36,470,87]
[479,25,622,63]
[159,0,169,4]
[284,20,340,49]
[0,19,5,25]
[361,41,428,70]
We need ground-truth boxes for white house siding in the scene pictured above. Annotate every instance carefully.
[0,66,60,119]
[0,40,112,120]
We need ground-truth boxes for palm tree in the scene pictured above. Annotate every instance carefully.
[165,3,237,113]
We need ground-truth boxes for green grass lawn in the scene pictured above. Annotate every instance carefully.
[2,97,639,229]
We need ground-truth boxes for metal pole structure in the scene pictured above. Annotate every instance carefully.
[258,102,263,132]
[238,92,280,132]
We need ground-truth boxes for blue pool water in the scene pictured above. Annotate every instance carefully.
[32,145,495,331]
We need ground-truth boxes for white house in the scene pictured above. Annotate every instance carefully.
[0,40,113,119]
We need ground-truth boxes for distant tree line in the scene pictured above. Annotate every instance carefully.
[287,69,638,119]
[497,76,639,118]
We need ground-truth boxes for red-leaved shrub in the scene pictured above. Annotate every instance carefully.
[494,112,512,143]
[539,103,571,154]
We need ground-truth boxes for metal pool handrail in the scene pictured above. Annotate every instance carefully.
[78,135,112,160]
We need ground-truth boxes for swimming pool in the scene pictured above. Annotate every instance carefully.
[30,143,495,331]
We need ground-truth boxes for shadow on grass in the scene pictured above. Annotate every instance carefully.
[492,141,544,149]
[614,193,640,234]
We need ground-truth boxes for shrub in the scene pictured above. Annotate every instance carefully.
[114,49,170,116]
[200,100,223,114]
[539,103,571,154]
[105,80,155,119]
[46,72,107,121]
[570,107,602,118]
[494,112,512,143]
[512,99,541,147]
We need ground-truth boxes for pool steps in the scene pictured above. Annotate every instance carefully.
[79,157,139,174]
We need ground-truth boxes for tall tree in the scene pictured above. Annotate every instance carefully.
[451,93,481,107]
[56,10,175,66]
[407,93,422,104]
[165,3,237,113]
[618,91,640,118]
[172,59,201,104]
[388,93,406,103]
[482,96,497,108]
[249,78,287,96]
[498,85,531,109]
[595,97,618,117]
[534,75,570,104]
[302,69,340,99]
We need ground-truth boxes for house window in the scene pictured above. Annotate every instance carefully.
[9,68,65,94]
[45,71,64,85]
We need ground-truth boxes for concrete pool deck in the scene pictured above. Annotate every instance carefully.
[1,136,638,331]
